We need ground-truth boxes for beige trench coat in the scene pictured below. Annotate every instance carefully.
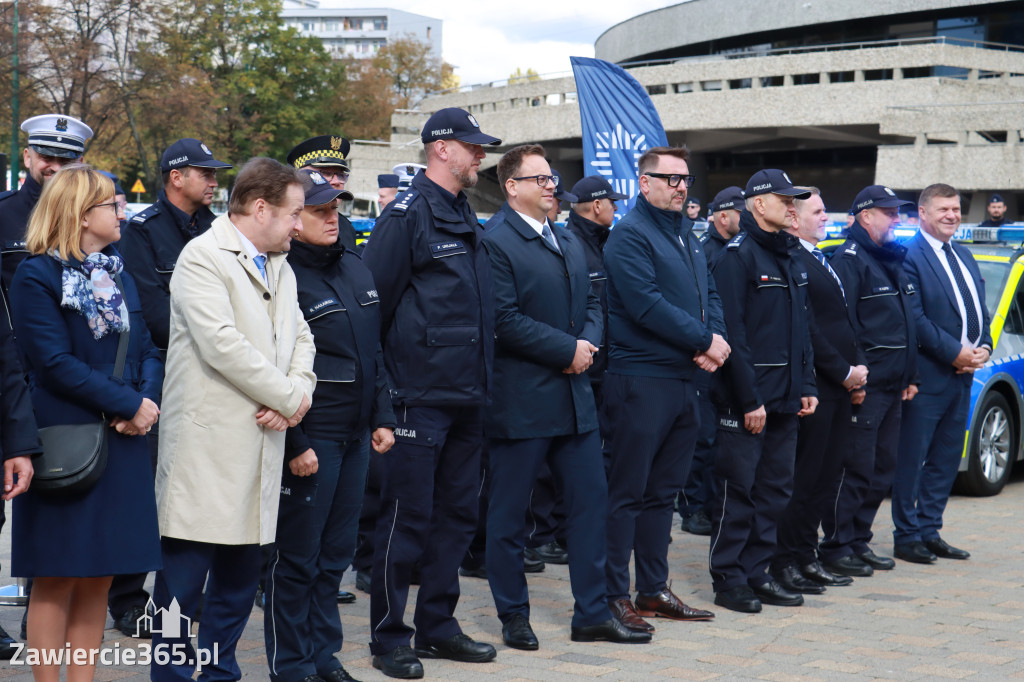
[156,215,316,545]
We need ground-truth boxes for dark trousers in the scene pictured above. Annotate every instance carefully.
[604,374,700,600]
[151,538,261,682]
[265,435,370,682]
[709,412,798,592]
[892,385,970,545]
[525,461,566,548]
[774,391,852,569]
[368,406,481,655]
[679,377,716,517]
[352,450,384,574]
[110,428,159,618]
[819,389,902,562]
[486,429,608,627]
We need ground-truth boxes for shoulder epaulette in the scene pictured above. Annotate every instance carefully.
[130,204,161,224]
[0,190,15,203]
[698,231,709,244]
[839,241,858,257]
[726,233,746,250]
[388,190,418,215]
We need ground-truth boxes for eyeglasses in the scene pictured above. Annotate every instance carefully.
[644,172,695,188]
[316,169,349,182]
[90,201,121,215]
[512,174,559,187]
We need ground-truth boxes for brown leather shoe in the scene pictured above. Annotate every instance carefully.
[635,589,715,621]
[610,598,654,633]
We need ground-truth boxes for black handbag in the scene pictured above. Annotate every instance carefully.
[33,277,131,495]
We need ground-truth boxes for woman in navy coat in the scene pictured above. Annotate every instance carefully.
[9,165,162,682]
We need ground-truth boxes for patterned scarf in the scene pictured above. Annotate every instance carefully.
[50,251,131,340]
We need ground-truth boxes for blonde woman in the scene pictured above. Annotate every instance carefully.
[9,165,162,682]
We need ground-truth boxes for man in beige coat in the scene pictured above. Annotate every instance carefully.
[151,158,316,682]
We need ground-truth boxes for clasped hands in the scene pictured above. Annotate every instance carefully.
[111,397,160,437]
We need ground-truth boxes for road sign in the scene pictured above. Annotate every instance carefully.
[130,178,145,193]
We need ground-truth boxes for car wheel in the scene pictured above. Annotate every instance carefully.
[959,392,1015,496]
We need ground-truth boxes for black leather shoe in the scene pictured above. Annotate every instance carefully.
[894,541,937,564]
[800,561,853,586]
[0,624,18,661]
[297,675,326,682]
[751,579,804,606]
[525,541,568,564]
[824,554,873,577]
[502,614,539,650]
[713,586,761,613]
[115,604,152,638]
[681,509,712,535]
[524,553,546,573]
[858,549,896,570]
[571,618,651,643]
[337,590,356,604]
[924,537,970,560]
[459,565,487,579]
[355,570,371,593]
[320,667,359,682]
[415,633,496,663]
[772,565,825,594]
[372,646,424,679]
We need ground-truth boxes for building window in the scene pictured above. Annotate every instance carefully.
[374,17,387,30]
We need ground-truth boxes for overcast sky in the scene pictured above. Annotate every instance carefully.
[321,1,685,86]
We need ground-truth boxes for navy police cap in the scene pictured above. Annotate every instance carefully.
[421,108,501,146]
[571,175,628,203]
[990,193,1005,204]
[161,138,232,173]
[711,186,745,212]
[850,185,913,214]
[299,168,352,205]
[377,174,400,189]
[97,170,125,197]
[288,135,351,170]
[745,169,811,199]
[552,168,578,203]
[686,197,701,207]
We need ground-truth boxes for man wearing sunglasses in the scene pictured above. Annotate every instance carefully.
[288,135,359,252]
[603,147,726,633]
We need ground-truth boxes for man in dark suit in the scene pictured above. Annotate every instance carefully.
[482,144,649,649]
[894,183,991,563]
[771,187,866,593]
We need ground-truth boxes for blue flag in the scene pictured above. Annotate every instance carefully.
[570,56,668,213]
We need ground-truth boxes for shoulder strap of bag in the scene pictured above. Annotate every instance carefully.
[112,272,130,380]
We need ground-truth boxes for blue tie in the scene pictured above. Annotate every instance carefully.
[541,222,560,252]
[254,254,267,282]
[813,247,845,301]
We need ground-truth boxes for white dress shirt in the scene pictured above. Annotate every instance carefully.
[920,229,983,347]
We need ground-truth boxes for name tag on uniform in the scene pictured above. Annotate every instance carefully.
[430,240,467,258]
[589,270,606,281]
[306,298,344,319]
[758,274,785,285]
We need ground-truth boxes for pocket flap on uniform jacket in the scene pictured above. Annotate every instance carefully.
[313,354,357,383]
[155,261,176,274]
[426,325,480,347]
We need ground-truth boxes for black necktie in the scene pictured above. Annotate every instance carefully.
[941,242,980,344]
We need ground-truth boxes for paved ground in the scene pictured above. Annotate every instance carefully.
[1,471,1022,681]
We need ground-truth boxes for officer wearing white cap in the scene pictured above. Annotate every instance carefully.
[819,184,918,578]
[709,169,817,614]
[288,135,359,251]
[362,107,501,678]
[0,114,93,290]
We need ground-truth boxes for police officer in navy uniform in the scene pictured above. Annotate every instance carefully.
[361,108,500,679]
[287,136,359,251]
[709,169,817,614]
[978,193,1008,227]
[819,185,918,577]
[681,185,746,537]
[0,114,93,292]
[264,169,396,682]
[771,186,866,593]
[686,196,702,222]
[603,146,723,632]
[482,144,649,649]
[377,174,401,211]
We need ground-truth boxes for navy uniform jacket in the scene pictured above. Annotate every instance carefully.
[698,222,732,267]
[712,212,816,414]
[482,207,602,439]
[0,257,40,462]
[564,210,610,380]
[794,246,867,399]
[604,193,725,379]
[829,224,918,392]
[902,231,992,394]
[118,190,217,351]
[362,171,494,407]
[0,174,43,292]
[284,239,396,459]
